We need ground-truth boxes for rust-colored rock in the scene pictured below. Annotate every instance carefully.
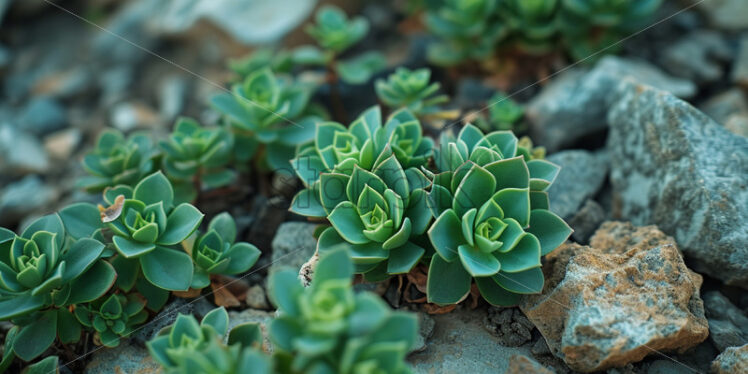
[504,355,555,374]
[711,344,748,374]
[520,222,708,372]
[589,221,677,255]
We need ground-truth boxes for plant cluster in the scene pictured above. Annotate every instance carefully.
[422,0,663,65]
[375,67,459,121]
[291,106,570,306]
[472,92,525,133]
[0,172,260,372]
[147,250,419,374]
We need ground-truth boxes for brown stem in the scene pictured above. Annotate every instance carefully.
[327,60,348,123]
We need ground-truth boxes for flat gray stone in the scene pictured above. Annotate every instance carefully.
[660,30,732,84]
[546,150,608,220]
[688,0,748,31]
[408,308,531,374]
[270,222,318,275]
[0,124,49,174]
[527,56,695,151]
[704,291,748,352]
[607,79,748,288]
[0,175,58,226]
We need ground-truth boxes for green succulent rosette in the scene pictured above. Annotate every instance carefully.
[375,67,449,117]
[187,213,261,290]
[79,129,155,192]
[498,0,560,54]
[0,215,115,361]
[559,0,662,60]
[74,293,148,347]
[268,249,418,374]
[423,0,506,65]
[290,106,433,217]
[426,124,571,306]
[210,68,319,170]
[148,307,271,374]
[475,92,525,133]
[305,5,368,54]
[159,117,236,202]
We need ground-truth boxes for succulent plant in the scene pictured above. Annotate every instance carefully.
[559,0,662,60]
[229,48,294,77]
[423,0,506,65]
[0,215,115,361]
[426,124,571,306]
[375,67,449,117]
[211,68,319,171]
[78,129,155,192]
[474,92,525,133]
[159,117,235,202]
[186,213,260,290]
[148,307,270,374]
[516,136,546,161]
[305,5,369,54]
[74,293,148,347]
[497,0,559,54]
[268,249,418,373]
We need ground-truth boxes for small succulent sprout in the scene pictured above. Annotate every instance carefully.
[475,92,525,132]
[268,249,418,373]
[375,67,450,117]
[0,215,115,361]
[423,0,506,65]
[187,213,261,290]
[79,129,155,192]
[229,48,294,77]
[210,68,318,170]
[517,136,546,161]
[497,0,560,54]
[560,0,662,60]
[74,293,148,347]
[426,124,572,306]
[148,307,271,374]
[160,117,236,201]
[305,5,369,54]
[291,106,433,217]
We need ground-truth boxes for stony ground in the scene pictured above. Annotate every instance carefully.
[1,0,747,373]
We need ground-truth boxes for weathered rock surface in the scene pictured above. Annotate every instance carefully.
[546,150,608,220]
[607,80,748,287]
[409,308,532,374]
[521,223,709,372]
[589,221,677,255]
[703,291,748,352]
[700,88,748,137]
[84,342,160,374]
[504,355,554,374]
[688,0,748,31]
[270,222,318,275]
[526,56,696,151]
[711,344,748,374]
[660,30,732,84]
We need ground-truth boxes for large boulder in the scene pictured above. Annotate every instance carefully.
[607,80,748,287]
[521,222,709,372]
[526,56,696,151]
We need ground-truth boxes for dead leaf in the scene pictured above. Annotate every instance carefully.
[98,194,125,223]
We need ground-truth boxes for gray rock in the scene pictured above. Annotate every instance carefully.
[0,175,58,226]
[245,284,269,310]
[567,200,606,244]
[607,80,748,288]
[527,56,695,151]
[710,344,748,374]
[44,128,82,160]
[154,0,317,45]
[0,44,9,69]
[270,222,318,275]
[733,34,748,88]
[84,342,160,374]
[688,0,748,31]
[18,96,67,136]
[413,312,435,352]
[647,360,688,374]
[703,291,748,352]
[93,0,161,65]
[484,307,535,347]
[110,101,159,132]
[0,124,49,174]
[409,308,532,374]
[454,78,497,110]
[660,30,732,84]
[99,66,134,107]
[700,88,748,137]
[158,74,188,120]
[546,150,608,220]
